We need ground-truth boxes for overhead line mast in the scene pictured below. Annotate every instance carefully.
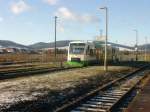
[133,29,138,61]
[100,7,108,72]
[145,37,147,61]
[54,16,58,60]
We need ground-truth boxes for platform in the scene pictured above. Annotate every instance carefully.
[125,75,150,112]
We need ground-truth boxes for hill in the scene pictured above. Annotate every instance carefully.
[0,40,29,49]
[0,40,72,50]
[0,40,149,51]
[29,40,72,49]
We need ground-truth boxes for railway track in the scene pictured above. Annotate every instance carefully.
[55,65,149,112]
[0,62,147,80]
[0,66,82,80]
[0,62,61,71]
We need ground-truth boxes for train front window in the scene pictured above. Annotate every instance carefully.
[69,43,85,54]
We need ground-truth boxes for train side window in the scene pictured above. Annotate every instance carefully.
[86,46,90,54]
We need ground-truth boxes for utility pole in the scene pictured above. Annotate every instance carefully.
[54,16,58,61]
[100,7,108,72]
[145,37,147,62]
[133,29,138,61]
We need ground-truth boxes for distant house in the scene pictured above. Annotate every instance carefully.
[0,48,8,54]
[43,46,68,51]
[41,46,68,54]
[0,48,4,53]
[5,48,16,53]
[19,48,28,53]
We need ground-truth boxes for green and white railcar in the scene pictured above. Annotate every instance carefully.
[67,41,97,66]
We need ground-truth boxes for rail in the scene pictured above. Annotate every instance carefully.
[55,65,149,112]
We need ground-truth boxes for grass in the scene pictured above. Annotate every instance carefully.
[65,61,84,67]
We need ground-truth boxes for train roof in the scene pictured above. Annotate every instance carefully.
[93,41,134,50]
[69,40,134,50]
[69,41,93,44]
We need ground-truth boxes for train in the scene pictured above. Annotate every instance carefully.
[67,41,127,66]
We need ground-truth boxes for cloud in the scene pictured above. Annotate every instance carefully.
[58,24,65,33]
[0,17,3,22]
[10,0,31,15]
[79,14,99,23]
[55,7,99,24]
[55,7,76,20]
[43,0,58,5]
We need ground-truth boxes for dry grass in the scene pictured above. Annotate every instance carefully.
[0,53,67,63]
[0,52,149,64]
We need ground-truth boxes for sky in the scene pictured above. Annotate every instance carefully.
[0,0,150,46]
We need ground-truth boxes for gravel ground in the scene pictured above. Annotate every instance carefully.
[0,66,135,112]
